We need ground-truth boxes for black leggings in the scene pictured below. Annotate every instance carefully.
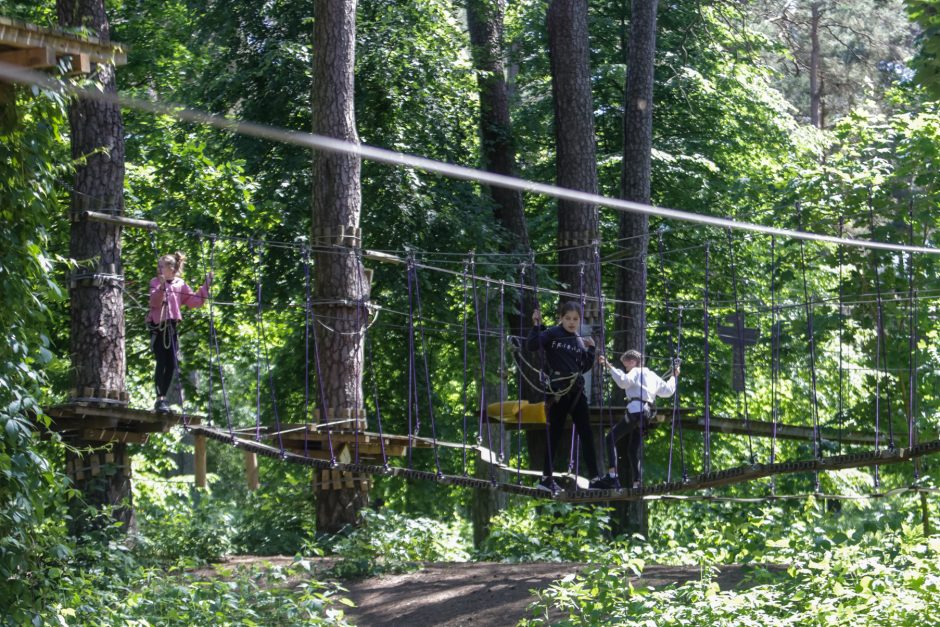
[543,386,600,479]
[150,321,178,397]
[605,411,645,483]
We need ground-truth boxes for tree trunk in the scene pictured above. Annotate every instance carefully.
[467,0,530,255]
[311,0,369,535]
[809,2,823,128]
[613,0,659,537]
[547,0,600,328]
[58,0,133,534]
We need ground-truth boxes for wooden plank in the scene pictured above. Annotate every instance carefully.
[192,418,206,488]
[0,46,56,69]
[80,210,158,230]
[80,429,149,444]
[0,17,127,65]
[244,451,259,491]
[61,52,90,75]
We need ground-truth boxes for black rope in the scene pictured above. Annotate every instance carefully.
[703,242,712,474]
[796,204,822,492]
[410,262,443,478]
[907,187,919,478]
[726,228,755,464]
[461,257,470,476]
[769,235,779,494]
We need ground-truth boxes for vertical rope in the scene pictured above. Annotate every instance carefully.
[837,218,845,455]
[592,243,612,473]
[703,241,712,475]
[769,236,779,494]
[252,241,263,442]
[411,263,443,477]
[797,207,823,464]
[796,204,822,492]
[667,306,687,482]
[868,193,889,487]
[254,243,285,456]
[515,262,527,484]
[461,257,470,476]
[366,329,388,468]
[569,262,587,475]
[206,236,234,439]
[406,257,417,468]
[907,187,919,477]
[352,249,367,463]
[303,246,312,458]
[308,262,335,464]
[726,228,755,464]
[498,281,507,462]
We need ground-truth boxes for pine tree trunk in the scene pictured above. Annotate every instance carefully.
[311,0,369,535]
[57,0,133,534]
[547,0,600,325]
[467,0,530,255]
[613,0,659,537]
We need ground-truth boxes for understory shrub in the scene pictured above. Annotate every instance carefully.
[326,508,470,577]
[480,500,613,563]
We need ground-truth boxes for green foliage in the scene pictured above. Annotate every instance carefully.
[44,555,353,626]
[325,508,470,578]
[481,500,612,563]
[0,84,79,623]
[135,479,234,564]
[230,482,317,556]
[523,529,940,626]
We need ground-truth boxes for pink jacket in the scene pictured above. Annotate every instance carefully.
[147,276,210,324]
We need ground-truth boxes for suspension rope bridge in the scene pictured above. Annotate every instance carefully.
[9,61,939,504]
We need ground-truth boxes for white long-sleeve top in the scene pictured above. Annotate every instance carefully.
[606,365,677,414]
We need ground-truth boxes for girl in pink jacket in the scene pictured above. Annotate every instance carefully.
[148,252,211,413]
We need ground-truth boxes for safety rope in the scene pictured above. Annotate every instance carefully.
[726,228,755,464]
[796,204,822,492]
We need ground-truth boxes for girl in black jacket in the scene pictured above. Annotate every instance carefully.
[526,301,604,493]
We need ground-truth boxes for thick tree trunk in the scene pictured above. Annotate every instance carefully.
[466,7,541,541]
[467,0,530,255]
[547,0,600,327]
[311,0,369,535]
[58,0,133,534]
[613,0,659,537]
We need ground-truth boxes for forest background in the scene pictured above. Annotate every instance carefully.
[4,0,940,624]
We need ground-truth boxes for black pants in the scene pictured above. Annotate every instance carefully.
[605,411,646,483]
[150,321,178,397]
[543,386,599,480]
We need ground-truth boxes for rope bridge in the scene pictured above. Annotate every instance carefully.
[7,62,935,503]
[45,208,940,504]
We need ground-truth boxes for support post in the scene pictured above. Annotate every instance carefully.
[244,451,259,491]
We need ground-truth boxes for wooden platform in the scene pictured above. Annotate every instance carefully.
[252,424,432,461]
[0,16,127,71]
[42,403,187,444]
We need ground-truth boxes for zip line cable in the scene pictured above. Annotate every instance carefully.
[4,61,939,257]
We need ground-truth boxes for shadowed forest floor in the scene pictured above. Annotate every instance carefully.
[202,557,780,626]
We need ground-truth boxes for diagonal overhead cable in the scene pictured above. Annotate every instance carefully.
[3,61,938,256]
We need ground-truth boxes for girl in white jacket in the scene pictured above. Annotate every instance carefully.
[596,350,679,489]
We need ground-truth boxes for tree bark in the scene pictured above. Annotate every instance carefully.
[58,0,133,534]
[311,0,369,535]
[613,0,659,537]
[547,0,600,329]
[467,0,530,255]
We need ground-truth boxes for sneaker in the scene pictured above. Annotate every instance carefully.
[589,474,622,490]
[536,476,561,494]
[154,398,170,414]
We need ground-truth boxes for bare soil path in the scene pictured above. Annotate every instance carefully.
[203,557,777,626]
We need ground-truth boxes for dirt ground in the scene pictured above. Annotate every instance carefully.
[203,557,777,626]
